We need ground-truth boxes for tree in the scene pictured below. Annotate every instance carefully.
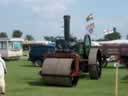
[0,32,8,38]
[96,38,105,41]
[44,36,57,42]
[12,30,23,38]
[127,35,128,40]
[25,35,34,41]
[104,27,121,40]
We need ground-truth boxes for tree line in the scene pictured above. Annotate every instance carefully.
[96,27,122,41]
[44,27,122,42]
[0,30,34,41]
[0,27,122,41]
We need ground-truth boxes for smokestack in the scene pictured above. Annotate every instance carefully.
[64,15,70,42]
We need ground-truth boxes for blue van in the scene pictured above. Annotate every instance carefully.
[29,44,55,66]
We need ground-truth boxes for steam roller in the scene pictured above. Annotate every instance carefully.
[40,15,102,86]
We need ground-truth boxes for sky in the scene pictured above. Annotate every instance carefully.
[0,0,128,40]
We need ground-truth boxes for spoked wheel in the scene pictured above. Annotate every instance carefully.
[88,48,102,79]
[83,34,91,58]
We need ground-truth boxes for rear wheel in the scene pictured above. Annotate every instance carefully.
[88,48,102,79]
[89,61,101,79]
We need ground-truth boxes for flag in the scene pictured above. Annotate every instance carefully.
[104,28,114,35]
[86,23,95,29]
[88,28,94,33]
[86,13,93,22]
[86,23,95,34]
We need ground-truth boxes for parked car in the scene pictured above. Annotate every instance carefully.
[29,45,55,66]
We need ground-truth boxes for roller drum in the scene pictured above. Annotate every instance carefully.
[41,58,78,86]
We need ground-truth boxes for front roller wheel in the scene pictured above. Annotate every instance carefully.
[40,58,79,86]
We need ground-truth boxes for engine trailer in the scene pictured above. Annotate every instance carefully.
[101,44,128,67]
[40,15,102,86]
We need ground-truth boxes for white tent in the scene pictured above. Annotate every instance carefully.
[91,41,101,46]
[98,40,128,45]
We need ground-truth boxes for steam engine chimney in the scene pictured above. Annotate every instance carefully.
[64,15,70,42]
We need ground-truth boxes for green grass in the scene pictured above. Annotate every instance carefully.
[6,58,128,96]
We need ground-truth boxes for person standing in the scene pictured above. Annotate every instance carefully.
[0,54,7,95]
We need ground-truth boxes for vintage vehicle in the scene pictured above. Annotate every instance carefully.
[39,15,103,86]
[29,44,55,66]
[0,38,23,59]
[101,44,128,67]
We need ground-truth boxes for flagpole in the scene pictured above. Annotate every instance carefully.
[93,26,96,41]
[114,62,119,96]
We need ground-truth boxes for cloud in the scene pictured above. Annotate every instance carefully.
[0,0,74,20]
[95,16,128,39]
[0,0,75,39]
[22,0,75,37]
[23,0,74,19]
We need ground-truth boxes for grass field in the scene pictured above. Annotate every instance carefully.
[5,57,128,96]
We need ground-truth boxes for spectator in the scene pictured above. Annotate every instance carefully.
[0,54,7,95]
